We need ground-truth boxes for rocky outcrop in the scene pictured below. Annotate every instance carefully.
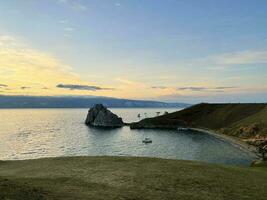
[85,104,124,128]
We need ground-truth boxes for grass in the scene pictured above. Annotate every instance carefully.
[225,106,267,137]
[0,156,267,200]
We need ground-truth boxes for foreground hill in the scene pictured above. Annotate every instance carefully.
[0,95,189,108]
[130,103,267,141]
[0,156,266,200]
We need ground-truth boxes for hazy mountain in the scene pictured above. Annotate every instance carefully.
[0,95,190,108]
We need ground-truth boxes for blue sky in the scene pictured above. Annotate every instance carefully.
[0,0,266,103]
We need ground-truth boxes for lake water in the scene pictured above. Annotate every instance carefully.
[0,108,255,165]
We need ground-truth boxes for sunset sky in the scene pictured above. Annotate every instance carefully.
[0,0,266,103]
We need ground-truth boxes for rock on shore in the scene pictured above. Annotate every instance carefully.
[85,104,124,128]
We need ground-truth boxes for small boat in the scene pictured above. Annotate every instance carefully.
[177,127,189,131]
[142,137,152,144]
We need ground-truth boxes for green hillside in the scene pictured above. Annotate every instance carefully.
[0,156,267,200]
[222,106,267,138]
[130,103,267,139]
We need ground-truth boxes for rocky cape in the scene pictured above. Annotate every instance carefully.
[85,104,124,128]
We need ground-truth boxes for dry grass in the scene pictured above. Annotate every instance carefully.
[0,156,267,200]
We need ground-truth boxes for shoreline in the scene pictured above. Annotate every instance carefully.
[129,122,259,158]
[191,128,258,157]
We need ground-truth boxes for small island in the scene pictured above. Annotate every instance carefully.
[85,104,124,128]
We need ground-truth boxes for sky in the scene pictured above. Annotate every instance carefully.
[0,0,266,103]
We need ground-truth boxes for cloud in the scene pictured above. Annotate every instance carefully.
[57,84,115,91]
[64,27,74,32]
[115,78,140,86]
[21,86,31,90]
[0,35,16,47]
[0,47,79,82]
[214,86,236,90]
[0,34,121,97]
[72,3,87,11]
[151,86,237,92]
[176,86,237,92]
[59,19,68,24]
[0,84,8,87]
[0,34,84,95]
[63,33,72,37]
[57,0,68,3]
[158,89,267,104]
[176,87,207,91]
[151,86,167,89]
[204,51,267,65]
[58,0,87,11]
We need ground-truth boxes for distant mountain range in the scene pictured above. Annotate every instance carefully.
[0,95,190,108]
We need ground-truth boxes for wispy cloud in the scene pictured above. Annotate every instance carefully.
[151,86,167,89]
[0,34,83,95]
[203,50,267,65]
[57,0,87,11]
[56,84,115,91]
[158,87,267,104]
[115,78,139,85]
[57,0,68,3]
[151,85,237,92]
[0,84,8,87]
[64,27,74,32]
[59,19,68,24]
[176,87,208,91]
[0,35,16,47]
[21,86,31,90]
[0,34,123,96]
[214,86,237,90]
[72,3,87,11]
[176,86,237,92]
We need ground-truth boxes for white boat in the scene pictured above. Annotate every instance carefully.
[143,138,152,144]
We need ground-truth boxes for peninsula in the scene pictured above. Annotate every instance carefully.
[130,103,267,148]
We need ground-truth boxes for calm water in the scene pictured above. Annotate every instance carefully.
[0,108,255,165]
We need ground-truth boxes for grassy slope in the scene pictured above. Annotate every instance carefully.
[225,106,267,137]
[0,156,267,200]
[131,103,267,138]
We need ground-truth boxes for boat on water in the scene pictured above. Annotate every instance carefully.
[143,138,152,144]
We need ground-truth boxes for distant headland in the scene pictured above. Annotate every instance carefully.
[0,95,190,108]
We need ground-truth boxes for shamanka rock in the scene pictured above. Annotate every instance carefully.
[85,104,124,128]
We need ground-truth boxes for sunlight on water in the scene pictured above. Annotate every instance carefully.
[0,108,255,165]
